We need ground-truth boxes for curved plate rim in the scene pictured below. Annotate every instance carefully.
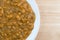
[26,0,40,40]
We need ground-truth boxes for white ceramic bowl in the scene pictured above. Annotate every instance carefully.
[26,0,40,40]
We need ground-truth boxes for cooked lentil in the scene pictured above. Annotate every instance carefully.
[0,0,35,40]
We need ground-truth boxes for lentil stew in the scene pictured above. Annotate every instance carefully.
[0,0,35,40]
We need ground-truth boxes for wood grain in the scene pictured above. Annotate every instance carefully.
[36,0,60,40]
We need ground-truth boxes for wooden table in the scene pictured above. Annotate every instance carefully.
[36,0,60,40]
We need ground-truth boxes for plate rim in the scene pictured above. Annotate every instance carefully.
[26,0,40,40]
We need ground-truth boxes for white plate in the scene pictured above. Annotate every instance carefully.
[26,0,40,40]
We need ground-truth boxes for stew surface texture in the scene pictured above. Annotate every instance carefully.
[0,0,35,40]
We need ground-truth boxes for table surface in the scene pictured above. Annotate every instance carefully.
[36,0,60,40]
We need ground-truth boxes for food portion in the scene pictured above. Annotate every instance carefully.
[0,0,35,40]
